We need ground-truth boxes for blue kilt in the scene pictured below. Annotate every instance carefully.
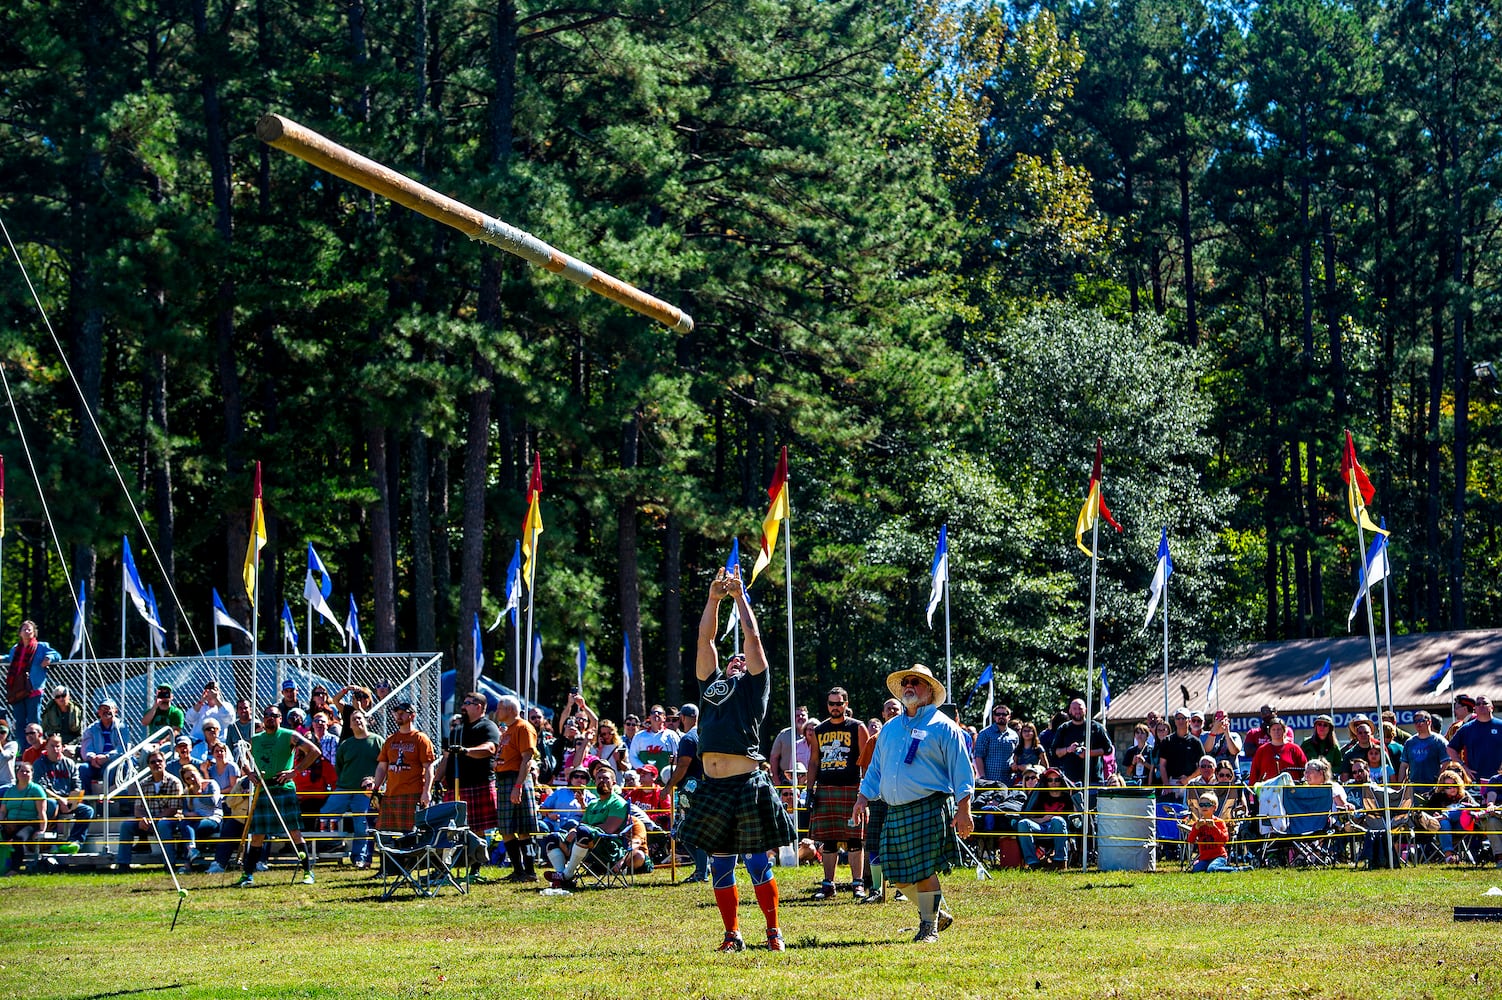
[676,769,796,855]
[494,772,540,837]
[879,792,961,885]
[249,784,302,838]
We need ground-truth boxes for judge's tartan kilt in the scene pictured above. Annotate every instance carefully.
[449,782,498,835]
[879,791,961,885]
[493,772,541,837]
[676,769,796,855]
[375,792,423,832]
[248,783,302,838]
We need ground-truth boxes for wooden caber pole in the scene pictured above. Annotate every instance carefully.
[255,113,694,334]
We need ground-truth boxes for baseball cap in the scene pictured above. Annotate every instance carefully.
[52,684,70,698]
[174,735,192,747]
[282,679,297,690]
[391,700,415,713]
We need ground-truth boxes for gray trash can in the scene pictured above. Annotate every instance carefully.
[1096,789,1156,871]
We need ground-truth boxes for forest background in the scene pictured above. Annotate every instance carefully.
[1,0,1498,725]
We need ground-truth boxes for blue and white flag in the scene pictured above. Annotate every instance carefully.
[1143,527,1174,627]
[623,633,633,695]
[1347,530,1391,627]
[1100,664,1112,711]
[721,539,744,640]
[926,524,948,628]
[1204,659,1219,709]
[121,536,160,628]
[472,613,484,679]
[345,594,367,654]
[1305,657,1332,702]
[577,639,587,692]
[531,631,543,694]
[303,543,344,638]
[212,587,252,639]
[281,600,300,649]
[145,585,167,657]
[963,663,994,709]
[68,581,86,659]
[491,540,522,633]
[1427,653,1454,698]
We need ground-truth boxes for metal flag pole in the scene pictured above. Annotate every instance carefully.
[942,565,953,701]
[782,494,797,810]
[1355,517,1395,869]
[256,115,692,334]
[120,556,129,717]
[1162,574,1171,718]
[1081,511,1100,873]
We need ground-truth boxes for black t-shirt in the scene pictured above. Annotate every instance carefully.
[697,668,769,759]
[812,717,863,787]
[1050,719,1113,785]
[450,717,501,786]
[1157,732,1203,781]
[675,731,705,784]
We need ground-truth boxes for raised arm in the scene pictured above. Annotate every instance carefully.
[696,568,729,682]
[725,571,768,676]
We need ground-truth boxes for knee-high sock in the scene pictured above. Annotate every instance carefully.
[563,843,589,878]
[242,844,262,875]
[917,889,940,922]
[711,854,739,932]
[870,861,883,893]
[546,846,567,872]
[743,851,779,930]
[505,839,525,872]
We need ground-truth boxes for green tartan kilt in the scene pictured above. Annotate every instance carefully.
[248,784,302,838]
[676,769,796,855]
[879,792,961,885]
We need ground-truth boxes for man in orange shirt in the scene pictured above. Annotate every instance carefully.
[364,701,437,833]
[493,694,541,882]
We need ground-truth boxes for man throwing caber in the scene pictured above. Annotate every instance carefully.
[677,568,796,953]
[852,665,974,943]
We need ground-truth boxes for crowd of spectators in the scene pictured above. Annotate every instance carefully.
[3,666,1502,877]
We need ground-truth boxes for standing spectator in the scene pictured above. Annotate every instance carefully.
[1448,696,1502,784]
[330,685,374,739]
[1201,710,1243,767]
[41,685,84,745]
[591,718,628,777]
[165,735,200,778]
[320,709,382,869]
[0,760,46,873]
[972,705,1019,784]
[18,723,44,765]
[808,686,870,900]
[1038,711,1068,756]
[1157,709,1204,802]
[140,685,186,741]
[437,692,500,845]
[79,700,129,789]
[1248,718,1306,784]
[1399,711,1448,792]
[629,705,681,775]
[365,701,437,837]
[768,704,811,788]
[308,712,338,767]
[276,680,300,716]
[853,664,973,943]
[665,703,708,882]
[185,681,234,747]
[34,735,94,847]
[306,686,338,730]
[677,570,795,953]
[236,705,322,887]
[114,751,182,873]
[1445,694,1477,740]
[1242,705,1278,759]
[5,621,59,729]
[1119,723,1153,784]
[1300,715,1342,779]
[1012,721,1049,778]
[225,698,258,748]
[490,695,540,882]
[1050,698,1113,791]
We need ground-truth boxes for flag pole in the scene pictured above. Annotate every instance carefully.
[942,568,952,702]
[1082,510,1100,873]
[1161,573,1170,718]
[513,608,521,704]
[119,554,128,718]
[782,490,797,814]
[1355,511,1395,868]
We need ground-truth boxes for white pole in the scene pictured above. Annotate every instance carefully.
[942,572,952,706]
[782,509,797,810]
[1355,518,1395,868]
[1162,572,1170,717]
[120,560,128,719]
[1081,512,1100,873]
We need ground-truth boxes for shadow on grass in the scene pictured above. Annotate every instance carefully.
[1071,881,1135,891]
[69,986,184,1000]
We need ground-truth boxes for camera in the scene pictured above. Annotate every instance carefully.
[446,743,465,754]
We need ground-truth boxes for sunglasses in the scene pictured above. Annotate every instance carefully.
[900,677,923,687]
[828,701,846,707]
[463,699,484,706]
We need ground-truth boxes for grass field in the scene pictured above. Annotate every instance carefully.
[1,861,1499,999]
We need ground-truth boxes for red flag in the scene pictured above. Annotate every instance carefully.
[521,452,545,589]
[1341,430,1374,506]
[751,446,790,584]
[1075,438,1122,555]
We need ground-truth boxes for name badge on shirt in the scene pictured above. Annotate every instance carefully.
[904,728,928,765]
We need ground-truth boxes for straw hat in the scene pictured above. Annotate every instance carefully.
[885,663,946,706]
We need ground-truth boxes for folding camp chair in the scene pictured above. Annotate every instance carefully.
[1156,801,1191,866]
[373,802,471,901]
[1342,783,1408,868]
[1280,785,1336,868]
[574,830,634,889]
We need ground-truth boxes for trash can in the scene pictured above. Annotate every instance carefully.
[1096,789,1156,871]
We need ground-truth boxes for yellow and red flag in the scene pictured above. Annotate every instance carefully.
[1075,437,1122,556]
[751,446,789,584]
[521,452,544,590]
[1341,430,1387,536]
[243,461,266,599]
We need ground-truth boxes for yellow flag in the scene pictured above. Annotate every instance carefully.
[751,447,790,584]
[243,462,266,599]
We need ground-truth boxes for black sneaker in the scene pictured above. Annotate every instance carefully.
[716,931,746,953]
[936,909,954,932]
[811,882,836,900]
[912,920,938,943]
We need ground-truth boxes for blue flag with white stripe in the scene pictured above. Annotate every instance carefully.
[926,524,948,628]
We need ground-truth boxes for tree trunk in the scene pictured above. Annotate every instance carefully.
[411,433,436,650]
[150,351,177,649]
[1449,180,1468,629]
[368,426,397,650]
[619,410,644,718]
[664,513,683,706]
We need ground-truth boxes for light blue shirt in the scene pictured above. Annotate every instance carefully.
[859,703,975,807]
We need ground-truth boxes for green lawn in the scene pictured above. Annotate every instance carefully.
[1,861,1498,999]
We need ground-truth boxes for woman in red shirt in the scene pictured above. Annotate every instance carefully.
[1249,718,1307,784]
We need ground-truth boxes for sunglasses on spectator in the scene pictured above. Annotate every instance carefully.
[828,700,845,707]
[463,698,484,706]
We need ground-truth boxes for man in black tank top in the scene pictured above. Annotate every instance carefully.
[808,686,869,900]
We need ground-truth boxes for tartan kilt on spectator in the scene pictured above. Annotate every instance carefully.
[576,823,627,869]
[375,792,422,832]
[809,785,863,844]
[879,792,961,885]
[676,769,796,855]
[866,798,890,863]
[249,783,302,838]
[494,772,540,837]
[449,782,498,835]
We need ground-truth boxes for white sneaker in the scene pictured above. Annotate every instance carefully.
[255,862,269,872]
[207,862,225,875]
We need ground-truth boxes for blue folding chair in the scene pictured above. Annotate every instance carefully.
[1280,785,1335,868]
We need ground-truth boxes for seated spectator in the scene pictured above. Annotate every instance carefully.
[1184,793,1242,872]
[544,768,630,889]
[34,734,95,847]
[1476,768,1502,867]
[306,685,339,734]
[0,760,47,873]
[179,764,223,872]
[1420,770,1479,864]
[78,700,129,789]
[1207,760,1245,814]
[18,722,45,765]
[199,720,229,764]
[1302,758,1349,810]
[0,719,16,788]
[618,813,653,874]
[1249,718,1307,784]
[1017,766,1082,868]
[114,750,184,873]
[538,766,596,834]
[201,741,242,873]
[285,707,309,736]
[1184,755,1219,794]
[164,735,201,779]
[621,765,670,823]
[41,685,84,746]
